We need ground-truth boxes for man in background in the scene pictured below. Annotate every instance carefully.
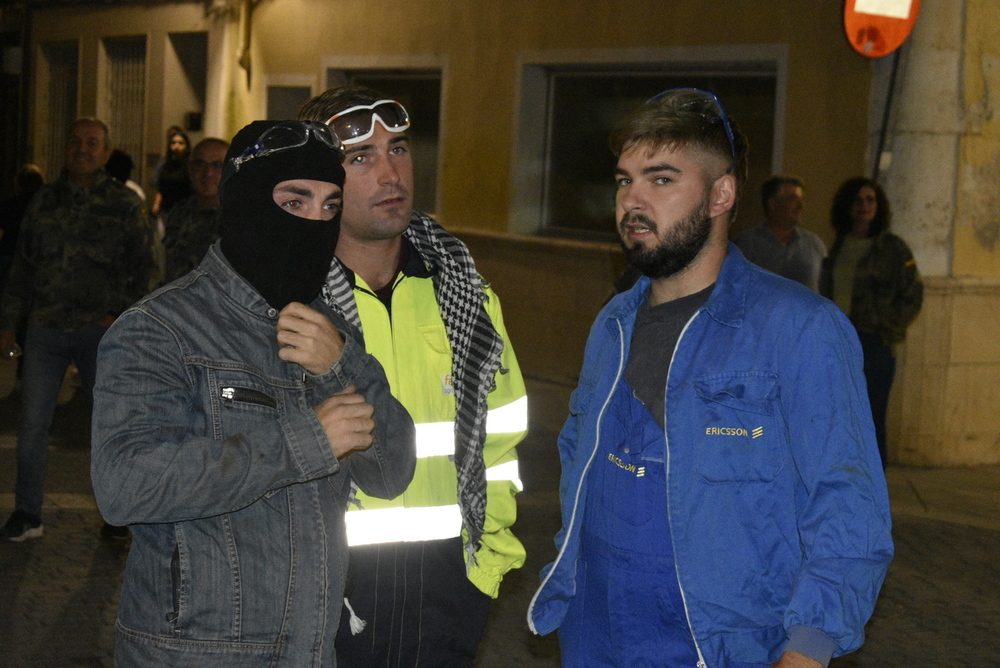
[105,148,146,202]
[0,118,153,541]
[734,174,826,291]
[299,85,528,667]
[161,137,229,283]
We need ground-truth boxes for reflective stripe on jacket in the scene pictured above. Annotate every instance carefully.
[346,268,527,598]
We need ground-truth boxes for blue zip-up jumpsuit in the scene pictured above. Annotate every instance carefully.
[560,375,699,666]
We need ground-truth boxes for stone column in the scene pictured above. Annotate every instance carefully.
[874,0,1000,464]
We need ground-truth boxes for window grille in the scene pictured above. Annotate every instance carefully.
[103,36,147,182]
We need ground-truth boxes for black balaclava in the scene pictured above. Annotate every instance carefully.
[219,120,346,310]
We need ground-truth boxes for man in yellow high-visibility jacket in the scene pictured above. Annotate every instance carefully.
[299,85,527,667]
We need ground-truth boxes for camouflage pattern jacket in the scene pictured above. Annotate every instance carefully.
[161,194,222,285]
[0,170,153,332]
[819,231,923,345]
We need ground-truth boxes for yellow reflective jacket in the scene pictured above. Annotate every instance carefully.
[345,266,527,598]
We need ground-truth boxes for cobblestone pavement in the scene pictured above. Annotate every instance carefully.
[2,375,999,667]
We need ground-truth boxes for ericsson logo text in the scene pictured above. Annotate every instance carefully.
[705,427,748,436]
[706,426,764,438]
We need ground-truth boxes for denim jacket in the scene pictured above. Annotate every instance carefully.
[91,244,416,667]
[529,247,892,667]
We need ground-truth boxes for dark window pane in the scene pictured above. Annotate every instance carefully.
[267,86,313,121]
[546,71,775,239]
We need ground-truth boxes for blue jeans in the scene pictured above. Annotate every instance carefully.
[15,322,107,517]
[857,330,895,470]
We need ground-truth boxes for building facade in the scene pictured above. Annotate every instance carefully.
[7,0,999,464]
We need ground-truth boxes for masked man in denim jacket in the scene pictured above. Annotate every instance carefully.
[91,120,416,667]
[528,90,892,668]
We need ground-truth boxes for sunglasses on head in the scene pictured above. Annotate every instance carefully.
[325,100,411,146]
[647,87,737,169]
[222,121,344,185]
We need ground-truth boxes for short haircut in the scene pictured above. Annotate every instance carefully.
[105,148,134,182]
[15,164,44,196]
[192,137,230,155]
[297,84,391,124]
[608,90,749,218]
[68,117,110,148]
[830,176,891,238]
[761,175,804,214]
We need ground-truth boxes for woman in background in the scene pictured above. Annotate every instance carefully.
[151,128,192,217]
[820,177,923,468]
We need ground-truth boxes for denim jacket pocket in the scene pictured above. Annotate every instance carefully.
[168,545,181,625]
[219,385,279,410]
[693,371,782,482]
[208,369,287,441]
[171,502,293,643]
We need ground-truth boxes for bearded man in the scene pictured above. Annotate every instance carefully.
[528,89,893,668]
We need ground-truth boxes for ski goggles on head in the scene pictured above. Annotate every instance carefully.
[222,121,344,185]
[325,100,411,145]
[646,87,737,170]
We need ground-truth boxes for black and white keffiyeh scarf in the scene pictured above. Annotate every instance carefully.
[322,210,504,562]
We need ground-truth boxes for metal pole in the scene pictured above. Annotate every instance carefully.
[873,47,901,181]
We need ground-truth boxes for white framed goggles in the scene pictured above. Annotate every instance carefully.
[325,100,410,145]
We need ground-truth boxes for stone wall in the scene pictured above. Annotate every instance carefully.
[455,229,626,388]
[877,0,1000,465]
[892,277,1000,465]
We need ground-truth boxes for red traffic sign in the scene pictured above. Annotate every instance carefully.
[844,0,921,58]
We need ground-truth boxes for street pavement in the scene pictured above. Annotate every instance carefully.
[1,369,999,667]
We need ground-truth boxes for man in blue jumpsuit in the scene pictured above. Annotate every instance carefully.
[528,89,893,668]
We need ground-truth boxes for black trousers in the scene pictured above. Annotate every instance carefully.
[336,536,492,668]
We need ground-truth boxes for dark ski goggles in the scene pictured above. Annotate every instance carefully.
[222,121,344,185]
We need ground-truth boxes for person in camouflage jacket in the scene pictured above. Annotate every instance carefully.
[820,177,923,468]
[162,197,222,283]
[161,137,228,285]
[0,118,154,542]
[820,231,922,346]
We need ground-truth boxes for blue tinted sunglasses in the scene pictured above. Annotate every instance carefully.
[647,87,737,169]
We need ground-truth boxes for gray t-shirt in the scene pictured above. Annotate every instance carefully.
[733,224,827,292]
[625,283,714,429]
